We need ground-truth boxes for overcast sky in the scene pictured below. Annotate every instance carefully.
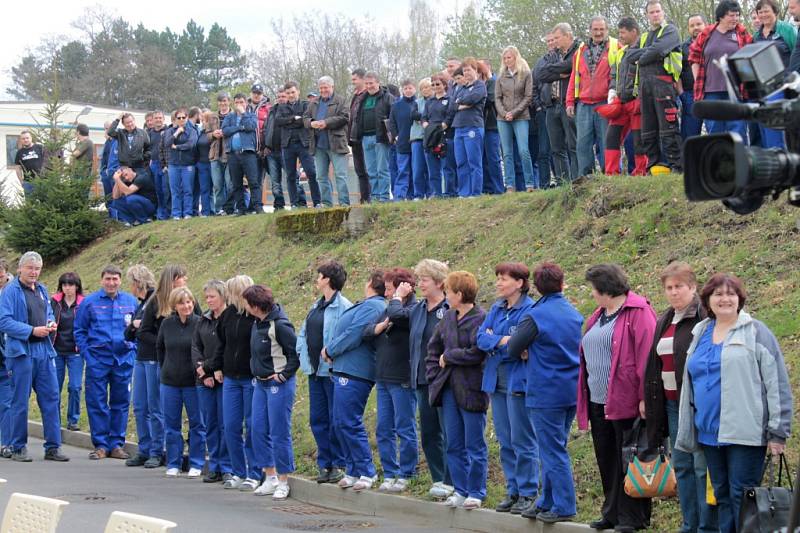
[2,0,463,99]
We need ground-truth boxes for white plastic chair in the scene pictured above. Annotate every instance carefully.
[0,480,5,484]
[0,492,69,533]
[104,511,177,533]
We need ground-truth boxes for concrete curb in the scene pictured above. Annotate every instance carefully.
[29,421,591,532]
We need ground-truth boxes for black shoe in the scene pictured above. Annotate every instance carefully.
[44,448,70,462]
[0,446,11,459]
[11,448,32,462]
[495,494,518,512]
[510,496,535,515]
[126,453,148,467]
[203,471,223,483]
[536,511,576,523]
[143,456,163,469]
[590,518,615,530]
[66,423,80,431]
[521,505,548,519]
[614,527,636,533]
[316,467,331,484]
[326,467,344,484]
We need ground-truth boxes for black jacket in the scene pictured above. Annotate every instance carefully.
[350,86,394,144]
[212,305,256,379]
[136,296,162,362]
[192,309,220,381]
[365,295,415,384]
[643,296,706,446]
[484,77,498,131]
[536,41,581,106]
[274,100,310,148]
[157,313,200,387]
[124,288,154,343]
[262,109,282,153]
[107,119,151,168]
[249,304,299,382]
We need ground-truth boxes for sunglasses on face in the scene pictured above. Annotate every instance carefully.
[176,116,187,120]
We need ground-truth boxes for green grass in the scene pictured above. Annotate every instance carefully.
[29,174,800,530]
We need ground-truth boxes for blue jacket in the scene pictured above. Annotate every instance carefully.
[423,95,450,127]
[0,278,56,360]
[74,289,139,367]
[222,112,258,153]
[451,80,487,129]
[389,96,418,154]
[477,295,534,394]
[520,293,583,408]
[297,291,353,377]
[326,295,386,382]
[164,125,198,166]
[106,139,120,178]
[391,297,450,389]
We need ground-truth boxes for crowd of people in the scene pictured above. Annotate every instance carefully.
[14,0,800,226]
[0,252,791,533]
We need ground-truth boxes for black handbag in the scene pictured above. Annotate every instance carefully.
[738,453,793,533]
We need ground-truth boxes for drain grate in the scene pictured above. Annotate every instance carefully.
[282,519,375,530]
[271,503,344,516]
[55,493,131,504]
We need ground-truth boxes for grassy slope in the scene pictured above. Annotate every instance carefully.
[36,174,800,530]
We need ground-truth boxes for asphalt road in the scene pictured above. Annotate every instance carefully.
[0,438,443,533]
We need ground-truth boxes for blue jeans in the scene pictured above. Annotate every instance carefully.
[196,161,213,215]
[702,443,766,533]
[454,127,484,197]
[423,151,444,197]
[309,375,344,469]
[6,354,61,451]
[482,129,503,194]
[223,376,259,479]
[389,144,399,195]
[531,406,577,516]
[161,384,206,470]
[703,92,749,142]
[197,383,231,474]
[266,151,286,209]
[376,382,419,479]
[361,135,391,202]
[332,375,376,478]
[84,356,132,452]
[576,102,607,176]
[55,353,83,426]
[492,391,539,497]
[442,386,487,499]
[283,140,320,207]
[394,152,412,201]
[680,92,703,140]
[416,384,451,485]
[443,137,458,197]
[498,120,534,188]
[167,164,195,218]
[226,151,259,214]
[0,367,10,447]
[149,162,169,220]
[112,195,155,225]
[667,400,717,532]
[314,149,351,206]
[210,159,230,213]
[132,360,164,459]
[411,140,428,199]
[252,377,296,474]
[534,109,551,187]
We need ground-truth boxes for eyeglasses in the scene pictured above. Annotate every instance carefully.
[176,116,187,120]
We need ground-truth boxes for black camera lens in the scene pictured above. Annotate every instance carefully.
[700,139,737,198]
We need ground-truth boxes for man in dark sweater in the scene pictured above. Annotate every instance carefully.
[351,72,394,202]
[264,89,292,209]
[680,14,707,139]
[276,81,322,208]
[349,69,371,203]
[107,113,151,171]
[389,80,419,201]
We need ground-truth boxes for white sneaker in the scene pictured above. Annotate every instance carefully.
[239,478,259,491]
[388,478,409,493]
[272,482,290,500]
[338,475,357,489]
[378,477,396,491]
[444,493,466,507]
[352,475,376,492]
[429,481,455,499]
[462,497,482,510]
[254,476,279,496]
[223,475,244,489]
[187,468,202,479]
[165,468,179,477]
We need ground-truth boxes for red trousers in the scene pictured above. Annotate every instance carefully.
[604,99,647,176]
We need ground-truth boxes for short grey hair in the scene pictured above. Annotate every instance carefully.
[318,76,334,87]
[203,279,227,301]
[552,22,573,36]
[19,251,42,269]
[589,15,608,27]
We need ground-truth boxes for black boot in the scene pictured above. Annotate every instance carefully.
[495,494,518,512]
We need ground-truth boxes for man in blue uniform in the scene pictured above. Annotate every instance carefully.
[74,265,139,460]
[0,252,68,462]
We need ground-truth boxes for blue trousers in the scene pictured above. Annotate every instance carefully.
[389,144,399,195]
[423,151,444,197]
[167,164,195,218]
[411,140,428,199]
[309,375,344,469]
[283,140,321,207]
[533,109,551,187]
[210,160,230,213]
[531,406,577,516]
[266,151,286,209]
[756,92,786,149]
[112,195,155,225]
[442,387,487,499]
[6,355,61,451]
[361,136,391,202]
[223,376,259,480]
[0,367,10,447]
[315,149,351,206]
[150,162,169,220]
[443,137,458,197]
[702,444,766,533]
[416,384,450,485]
[332,376,376,478]
[454,127,484,197]
[197,383,231,474]
[576,102,607,176]
[499,119,534,189]
[161,384,206,470]
[666,400,717,532]
[132,360,164,459]
[252,377,296,474]
[55,352,83,426]
[482,129,503,194]
[492,392,539,496]
[84,357,133,451]
[196,161,213,216]
[376,382,419,479]
[703,92,748,142]
[394,152,412,200]
[680,92,703,140]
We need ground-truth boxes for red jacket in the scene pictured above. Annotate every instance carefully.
[688,23,752,101]
[566,40,614,107]
[577,291,657,430]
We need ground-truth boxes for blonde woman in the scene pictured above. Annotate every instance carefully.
[411,78,432,198]
[213,275,261,490]
[495,46,535,191]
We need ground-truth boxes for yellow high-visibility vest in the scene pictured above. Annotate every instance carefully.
[637,25,682,82]
[573,37,619,97]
